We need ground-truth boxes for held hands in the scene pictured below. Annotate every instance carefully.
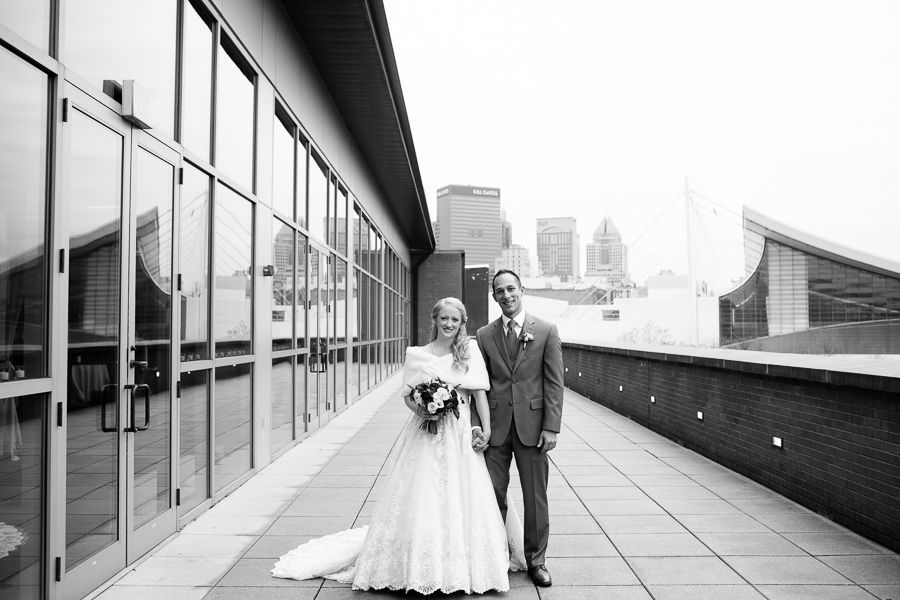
[537,430,557,454]
[471,426,490,452]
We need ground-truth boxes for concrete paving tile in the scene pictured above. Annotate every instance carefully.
[584,499,666,516]
[755,584,877,600]
[674,514,771,533]
[328,454,389,466]
[547,557,640,585]
[818,555,900,584]
[219,558,321,587]
[864,584,900,600]
[116,557,236,586]
[94,586,212,600]
[267,516,355,536]
[628,475,698,487]
[613,464,682,476]
[154,534,257,558]
[784,532,892,556]
[546,500,590,516]
[204,588,318,600]
[206,499,290,516]
[244,535,314,559]
[545,486,580,500]
[548,515,603,534]
[565,473,635,487]
[753,514,845,534]
[180,516,274,536]
[646,584,767,599]
[553,464,616,475]
[706,484,778,499]
[281,499,363,517]
[307,474,378,488]
[688,473,753,486]
[353,516,371,527]
[538,585,652,599]
[641,486,719,500]
[728,497,812,515]
[609,533,714,556]
[573,487,650,501]
[627,556,744,585]
[694,532,805,556]
[658,498,743,515]
[244,474,314,488]
[297,486,371,502]
[225,487,302,501]
[258,463,323,476]
[547,533,619,557]
[723,556,851,585]
[551,454,612,466]
[317,464,382,476]
[596,515,688,534]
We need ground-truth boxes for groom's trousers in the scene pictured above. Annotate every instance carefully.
[485,425,550,568]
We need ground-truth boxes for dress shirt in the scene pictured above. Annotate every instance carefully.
[501,311,526,338]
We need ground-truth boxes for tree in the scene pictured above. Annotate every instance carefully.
[618,320,676,345]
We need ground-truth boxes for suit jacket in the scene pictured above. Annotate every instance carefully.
[474,312,564,447]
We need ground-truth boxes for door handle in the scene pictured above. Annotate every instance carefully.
[124,384,151,432]
[130,359,148,369]
[321,353,328,371]
[100,383,118,433]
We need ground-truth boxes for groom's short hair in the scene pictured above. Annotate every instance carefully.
[492,269,522,290]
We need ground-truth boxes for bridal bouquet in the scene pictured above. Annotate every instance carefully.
[411,378,461,434]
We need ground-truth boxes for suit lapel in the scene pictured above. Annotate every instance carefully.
[491,317,513,372]
[512,313,536,373]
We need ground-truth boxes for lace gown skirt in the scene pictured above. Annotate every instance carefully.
[352,393,511,594]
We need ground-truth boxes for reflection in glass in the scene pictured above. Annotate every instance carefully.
[359,274,369,342]
[336,188,348,255]
[296,138,308,228]
[359,217,369,273]
[179,370,208,514]
[272,221,293,351]
[0,0,50,52]
[334,348,346,409]
[180,164,210,361]
[327,257,335,344]
[273,111,294,219]
[349,269,358,344]
[0,49,47,378]
[294,355,307,435]
[65,0,177,138]
[350,346,359,400]
[295,234,307,348]
[336,260,347,342]
[65,109,123,570]
[214,184,252,356]
[0,393,44,600]
[133,148,173,528]
[214,363,251,492]
[270,357,292,453]
[216,39,254,191]
[308,153,327,242]
[181,1,213,161]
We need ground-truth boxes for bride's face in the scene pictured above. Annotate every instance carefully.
[434,305,463,342]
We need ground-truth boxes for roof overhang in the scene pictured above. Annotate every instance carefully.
[744,206,900,279]
[280,0,434,252]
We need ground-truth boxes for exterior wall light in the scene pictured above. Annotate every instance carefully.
[650,395,656,403]
[619,385,623,392]
[697,411,703,421]
[773,436,783,448]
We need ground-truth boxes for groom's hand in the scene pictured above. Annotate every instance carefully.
[472,427,488,452]
[537,430,557,454]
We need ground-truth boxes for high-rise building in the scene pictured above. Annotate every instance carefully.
[436,185,502,267]
[501,210,513,250]
[495,244,531,277]
[536,217,579,280]
[586,216,629,286]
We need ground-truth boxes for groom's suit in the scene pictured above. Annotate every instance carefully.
[473,312,564,568]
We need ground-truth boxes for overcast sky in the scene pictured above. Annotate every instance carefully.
[383,0,900,285]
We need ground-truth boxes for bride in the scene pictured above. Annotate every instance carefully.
[272,297,525,594]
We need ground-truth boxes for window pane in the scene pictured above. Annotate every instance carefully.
[294,354,306,437]
[215,184,252,356]
[296,138,307,229]
[336,259,347,342]
[350,345,359,400]
[349,268,358,344]
[272,111,294,219]
[359,275,369,342]
[0,394,45,599]
[327,256,335,344]
[308,153,327,242]
[181,1,212,160]
[179,369,208,513]
[0,0,50,52]
[214,363,251,491]
[272,221,293,351]
[336,187,348,255]
[65,0,177,137]
[180,164,210,361]
[335,348,346,409]
[295,234,307,348]
[270,357,292,453]
[0,48,47,377]
[216,39,254,191]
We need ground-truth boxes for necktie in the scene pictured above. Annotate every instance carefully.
[506,321,519,362]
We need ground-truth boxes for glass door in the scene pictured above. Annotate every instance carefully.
[306,245,330,428]
[60,85,177,599]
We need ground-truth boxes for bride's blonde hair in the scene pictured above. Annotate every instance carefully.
[430,297,470,372]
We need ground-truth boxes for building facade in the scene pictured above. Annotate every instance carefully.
[586,216,629,286]
[0,2,434,599]
[536,217,580,280]
[436,185,502,268]
[720,208,900,353]
[495,244,532,278]
[501,210,513,250]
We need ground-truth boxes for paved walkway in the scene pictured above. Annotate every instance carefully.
[91,372,900,600]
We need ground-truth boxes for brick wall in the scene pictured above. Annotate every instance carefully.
[563,341,900,552]
[415,251,464,345]
[464,265,490,333]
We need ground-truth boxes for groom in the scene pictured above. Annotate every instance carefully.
[472,269,564,587]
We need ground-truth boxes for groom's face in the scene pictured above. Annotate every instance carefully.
[492,273,524,319]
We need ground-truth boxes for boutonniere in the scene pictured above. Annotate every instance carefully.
[521,331,534,350]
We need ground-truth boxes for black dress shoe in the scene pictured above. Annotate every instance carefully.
[527,565,552,587]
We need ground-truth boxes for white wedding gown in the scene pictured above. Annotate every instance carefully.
[272,341,526,594]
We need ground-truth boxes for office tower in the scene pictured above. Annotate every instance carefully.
[436,185,502,267]
[536,217,579,280]
[501,210,512,250]
[586,216,629,286]
[495,244,532,277]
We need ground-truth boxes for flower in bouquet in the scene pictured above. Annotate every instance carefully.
[411,377,461,434]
